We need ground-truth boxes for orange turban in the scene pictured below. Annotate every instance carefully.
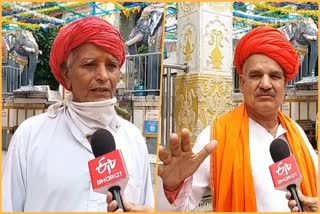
[234,26,299,81]
[50,16,125,89]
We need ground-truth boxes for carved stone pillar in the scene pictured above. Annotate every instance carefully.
[175,2,233,144]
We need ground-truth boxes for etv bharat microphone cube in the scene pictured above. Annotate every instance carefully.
[88,150,129,194]
[269,155,302,191]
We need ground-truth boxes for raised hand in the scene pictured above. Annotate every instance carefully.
[158,128,217,191]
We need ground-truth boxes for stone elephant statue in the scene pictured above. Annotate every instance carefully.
[125,4,164,96]
[278,17,318,78]
[2,29,40,87]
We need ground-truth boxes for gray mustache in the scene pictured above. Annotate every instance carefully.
[256,91,275,97]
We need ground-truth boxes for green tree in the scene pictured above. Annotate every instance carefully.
[32,27,60,90]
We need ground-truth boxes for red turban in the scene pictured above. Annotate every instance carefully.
[50,16,126,89]
[234,26,299,81]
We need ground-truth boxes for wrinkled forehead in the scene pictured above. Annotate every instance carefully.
[68,43,119,61]
[242,54,285,73]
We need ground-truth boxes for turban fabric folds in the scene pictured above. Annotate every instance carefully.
[50,16,125,89]
[234,26,299,81]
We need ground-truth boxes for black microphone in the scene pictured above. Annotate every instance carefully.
[90,129,125,211]
[269,138,304,212]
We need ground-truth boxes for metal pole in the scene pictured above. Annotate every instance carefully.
[166,68,171,148]
[144,55,147,91]
[161,68,166,146]
[172,74,176,133]
[137,56,140,89]
[163,63,189,72]
[156,54,159,90]
[150,54,153,91]
[125,59,128,91]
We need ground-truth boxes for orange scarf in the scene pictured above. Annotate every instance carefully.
[209,104,317,211]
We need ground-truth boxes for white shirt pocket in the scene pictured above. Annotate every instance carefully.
[124,175,144,205]
[87,185,107,212]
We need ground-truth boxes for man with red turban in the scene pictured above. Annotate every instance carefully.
[157,26,317,212]
[2,16,154,212]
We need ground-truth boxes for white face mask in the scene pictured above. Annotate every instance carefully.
[48,96,119,137]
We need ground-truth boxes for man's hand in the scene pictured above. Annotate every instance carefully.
[286,190,318,212]
[158,128,217,191]
[107,192,153,212]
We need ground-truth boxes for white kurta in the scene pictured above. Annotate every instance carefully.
[2,108,154,211]
[157,117,318,212]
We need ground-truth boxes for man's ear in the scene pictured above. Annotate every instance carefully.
[60,66,72,90]
[239,75,244,94]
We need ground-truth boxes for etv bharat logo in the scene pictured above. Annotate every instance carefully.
[96,156,116,174]
[275,161,291,176]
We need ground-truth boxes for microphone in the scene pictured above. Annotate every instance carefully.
[88,129,129,211]
[269,138,303,212]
